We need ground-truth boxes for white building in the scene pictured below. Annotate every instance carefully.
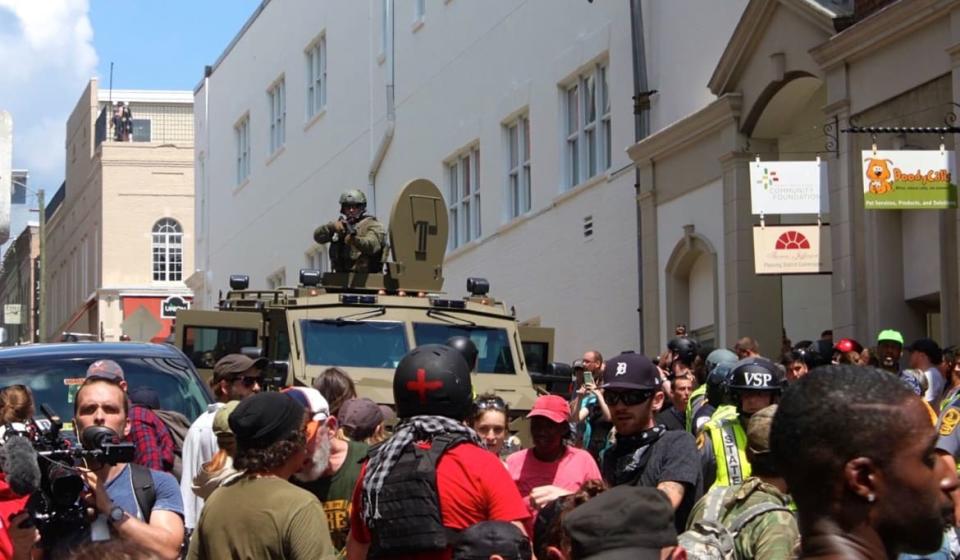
[191,0,747,361]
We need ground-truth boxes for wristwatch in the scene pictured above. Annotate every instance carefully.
[108,505,127,526]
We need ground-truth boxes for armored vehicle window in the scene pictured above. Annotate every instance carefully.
[183,327,259,370]
[301,320,408,368]
[413,324,516,374]
[523,341,548,374]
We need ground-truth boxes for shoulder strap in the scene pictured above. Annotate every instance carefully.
[729,501,792,535]
[702,486,734,524]
[130,463,157,523]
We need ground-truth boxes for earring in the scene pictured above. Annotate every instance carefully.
[867,493,875,503]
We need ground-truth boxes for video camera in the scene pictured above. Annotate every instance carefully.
[1,403,135,556]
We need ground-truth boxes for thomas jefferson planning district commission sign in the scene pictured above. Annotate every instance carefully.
[753,225,831,275]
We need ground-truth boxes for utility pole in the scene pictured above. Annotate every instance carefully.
[37,188,44,342]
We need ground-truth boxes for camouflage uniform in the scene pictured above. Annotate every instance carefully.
[313,215,386,273]
[686,477,799,559]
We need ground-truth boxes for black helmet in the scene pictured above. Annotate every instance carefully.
[705,362,735,406]
[445,336,478,371]
[727,357,784,393]
[669,337,699,367]
[393,344,472,420]
[790,343,827,370]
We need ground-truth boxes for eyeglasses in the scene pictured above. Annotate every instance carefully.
[473,396,507,412]
[604,390,654,406]
[232,375,262,388]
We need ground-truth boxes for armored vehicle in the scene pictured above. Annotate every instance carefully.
[174,179,563,416]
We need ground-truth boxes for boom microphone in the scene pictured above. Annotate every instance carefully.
[1,435,41,496]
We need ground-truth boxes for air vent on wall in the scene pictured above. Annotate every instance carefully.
[583,215,594,239]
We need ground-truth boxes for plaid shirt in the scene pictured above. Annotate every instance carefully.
[128,405,175,472]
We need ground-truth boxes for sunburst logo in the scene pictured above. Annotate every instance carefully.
[775,230,810,250]
[755,168,780,190]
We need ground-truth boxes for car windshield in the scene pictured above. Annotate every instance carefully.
[413,323,516,374]
[0,356,212,427]
[300,320,409,369]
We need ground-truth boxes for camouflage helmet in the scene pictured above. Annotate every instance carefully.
[339,189,367,207]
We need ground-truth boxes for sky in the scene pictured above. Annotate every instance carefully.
[0,0,261,198]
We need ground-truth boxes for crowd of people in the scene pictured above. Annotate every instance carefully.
[0,329,958,559]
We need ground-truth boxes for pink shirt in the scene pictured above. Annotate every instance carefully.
[505,446,602,516]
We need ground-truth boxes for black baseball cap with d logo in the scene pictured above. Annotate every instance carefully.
[602,351,662,391]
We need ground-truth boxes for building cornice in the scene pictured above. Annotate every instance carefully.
[710,0,836,95]
[627,94,742,165]
[811,0,959,69]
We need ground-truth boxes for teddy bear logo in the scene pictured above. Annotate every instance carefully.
[864,157,894,194]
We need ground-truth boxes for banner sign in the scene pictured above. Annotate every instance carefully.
[3,304,21,325]
[750,160,828,215]
[753,225,831,275]
[862,150,957,209]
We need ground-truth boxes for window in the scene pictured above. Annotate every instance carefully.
[268,78,286,154]
[447,146,481,249]
[413,324,516,374]
[234,115,250,184]
[306,35,327,119]
[267,268,286,289]
[132,119,151,142]
[301,320,408,368]
[152,218,183,282]
[506,115,531,218]
[183,326,259,370]
[565,62,611,188]
[415,0,425,20]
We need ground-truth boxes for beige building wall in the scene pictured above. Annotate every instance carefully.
[45,79,194,342]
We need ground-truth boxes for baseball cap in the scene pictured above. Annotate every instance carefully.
[526,395,569,424]
[601,351,661,391]
[229,392,304,450]
[747,404,777,456]
[86,359,125,382]
[572,359,585,370]
[213,353,269,382]
[453,521,532,560]
[213,400,241,446]
[338,398,388,439]
[877,329,904,346]
[564,486,677,560]
[282,387,330,422]
[128,386,160,410]
[906,337,942,362]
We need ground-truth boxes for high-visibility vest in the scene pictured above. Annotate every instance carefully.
[685,385,708,432]
[702,412,751,488]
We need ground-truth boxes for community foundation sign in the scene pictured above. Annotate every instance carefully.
[753,225,831,275]
[750,160,828,215]
[862,150,957,209]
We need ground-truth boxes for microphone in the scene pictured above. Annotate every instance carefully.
[1,436,40,496]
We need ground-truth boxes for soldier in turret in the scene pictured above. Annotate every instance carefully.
[313,189,387,273]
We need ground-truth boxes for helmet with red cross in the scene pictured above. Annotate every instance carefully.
[393,344,473,420]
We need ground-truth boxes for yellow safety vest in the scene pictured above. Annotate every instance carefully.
[703,412,751,488]
[685,385,708,432]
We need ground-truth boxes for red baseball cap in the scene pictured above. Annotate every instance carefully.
[526,395,569,424]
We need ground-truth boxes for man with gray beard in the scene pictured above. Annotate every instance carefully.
[286,387,369,554]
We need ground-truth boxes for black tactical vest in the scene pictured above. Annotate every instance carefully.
[368,433,469,558]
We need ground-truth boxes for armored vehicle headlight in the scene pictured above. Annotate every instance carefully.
[229,275,250,290]
[466,277,490,296]
[299,269,322,287]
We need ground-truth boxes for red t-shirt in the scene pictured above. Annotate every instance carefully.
[0,473,31,560]
[350,441,529,560]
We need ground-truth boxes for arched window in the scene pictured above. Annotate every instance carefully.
[152,218,183,282]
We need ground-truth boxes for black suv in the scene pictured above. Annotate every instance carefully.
[0,343,213,430]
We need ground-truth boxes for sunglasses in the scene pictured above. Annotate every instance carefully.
[232,375,262,388]
[473,397,507,412]
[604,390,654,406]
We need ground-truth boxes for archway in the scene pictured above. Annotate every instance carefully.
[665,226,720,348]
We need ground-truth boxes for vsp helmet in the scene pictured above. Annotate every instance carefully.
[669,337,699,367]
[727,357,784,394]
[393,344,472,420]
[705,348,738,375]
[445,336,479,372]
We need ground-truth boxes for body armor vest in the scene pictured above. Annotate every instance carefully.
[369,433,470,558]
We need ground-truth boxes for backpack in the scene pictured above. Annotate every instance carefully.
[678,486,792,560]
[153,409,191,480]
[130,462,156,522]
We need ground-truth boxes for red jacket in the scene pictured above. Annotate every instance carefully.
[0,473,31,560]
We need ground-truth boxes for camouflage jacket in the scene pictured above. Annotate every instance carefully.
[687,477,799,559]
[313,215,386,273]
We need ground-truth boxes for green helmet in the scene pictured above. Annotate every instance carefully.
[339,189,367,206]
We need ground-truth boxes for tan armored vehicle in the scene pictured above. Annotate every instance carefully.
[175,179,563,417]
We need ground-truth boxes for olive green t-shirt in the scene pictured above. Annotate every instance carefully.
[294,440,369,553]
[187,476,335,560]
